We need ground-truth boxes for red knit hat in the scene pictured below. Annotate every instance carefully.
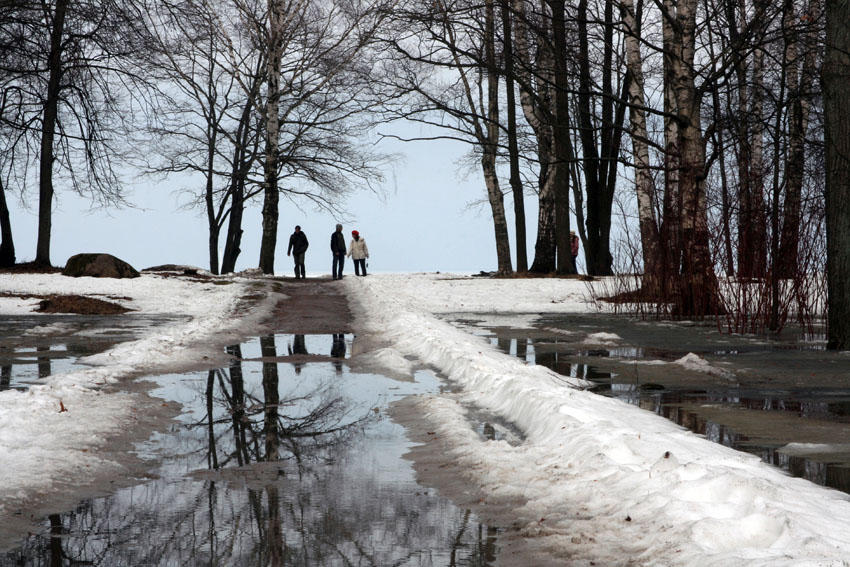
[352,230,359,236]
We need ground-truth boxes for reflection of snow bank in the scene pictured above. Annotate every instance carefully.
[588,331,621,341]
[583,331,622,346]
[23,322,76,336]
[674,352,736,379]
[357,347,414,379]
[0,273,250,516]
[542,326,577,336]
[346,273,850,566]
[779,443,850,456]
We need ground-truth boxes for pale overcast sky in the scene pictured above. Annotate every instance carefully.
[8,134,541,275]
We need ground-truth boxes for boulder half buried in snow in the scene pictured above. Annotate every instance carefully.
[62,253,140,279]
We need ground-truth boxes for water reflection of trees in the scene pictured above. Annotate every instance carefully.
[2,335,497,566]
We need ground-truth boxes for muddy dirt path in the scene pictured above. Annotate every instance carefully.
[265,277,353,334]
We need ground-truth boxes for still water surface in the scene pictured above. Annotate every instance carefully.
[454,312,850,496]
[1,333,499,566]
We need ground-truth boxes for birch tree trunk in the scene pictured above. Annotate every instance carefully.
[515,0,557,273]
[824,0,850,348]
[485,0,513,274]
[663,0,718,315]
[259,0,284,274]
[501,0,527,272]
[660,0,681,289]
[622,0,663,294]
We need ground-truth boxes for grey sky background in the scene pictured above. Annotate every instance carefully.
[8,135,544,275]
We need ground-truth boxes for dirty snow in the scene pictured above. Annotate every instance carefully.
[0,273,252,515]
[344,273,850,566]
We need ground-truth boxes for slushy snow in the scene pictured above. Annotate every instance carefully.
[0,272,251,515]
[343,273,850,566]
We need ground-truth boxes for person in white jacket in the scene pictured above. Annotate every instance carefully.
[347,230,370,276]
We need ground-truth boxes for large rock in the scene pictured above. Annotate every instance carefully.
[62,253,140,279]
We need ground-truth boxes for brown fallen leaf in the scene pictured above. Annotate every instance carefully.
[59,400,67,413]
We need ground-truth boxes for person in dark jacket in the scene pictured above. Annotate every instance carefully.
[287,225,309,279]
[330,223,346,279]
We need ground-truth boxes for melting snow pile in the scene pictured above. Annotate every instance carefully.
[345,273,850,566]
[0,273,251,515]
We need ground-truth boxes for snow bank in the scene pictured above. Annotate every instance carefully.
[344,273,850,566]
[0,273,252,514]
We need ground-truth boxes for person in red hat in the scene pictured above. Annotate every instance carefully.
[347,230,370,276]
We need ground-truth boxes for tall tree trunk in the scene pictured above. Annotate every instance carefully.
[501,0,527,272]
[0,179,15,268]
[485,0,513,274]
[778,0,820,279]
[222,75,260,274]
[622,0,663,293]
[664,0,718,315]
[221,179,245,274]
[576,0,623,276]
[205,127,220,275]
[259,0,284,275]
[549,0,574,275]
[660,0,681,292]
[731,0,767,279]
[824,0,850,349]
[515,0,556,273]
[36,0,69,267]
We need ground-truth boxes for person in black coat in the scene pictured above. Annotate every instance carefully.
[330,223,346,279]
[287,225,309,278]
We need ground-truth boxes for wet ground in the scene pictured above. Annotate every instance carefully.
[450,312,850,494]
[0,282,501,565]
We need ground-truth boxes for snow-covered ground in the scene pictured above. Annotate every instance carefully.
[344,273,850,566]
[0,272,257,518]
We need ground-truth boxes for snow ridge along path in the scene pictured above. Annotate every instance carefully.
[344,273,850,566]
[0,272,266,533]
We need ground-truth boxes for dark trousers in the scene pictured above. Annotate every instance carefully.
[293,252,305,278]
[354,258,367,276]
[332,253,345,279]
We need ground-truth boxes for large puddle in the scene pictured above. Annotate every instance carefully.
[0,333,500,565]
[0,314,186,391]
[451,313,850,495]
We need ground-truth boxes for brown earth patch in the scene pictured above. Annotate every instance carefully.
[0,262,62,274]
[266,278,352,334]
[35,294,132,314]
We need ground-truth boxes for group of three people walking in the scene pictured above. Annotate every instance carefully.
[287,223,370,279]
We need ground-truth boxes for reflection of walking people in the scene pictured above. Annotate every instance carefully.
[331,224,346,279]
[570,230,580,274]
[288,334,308,374]
[331,333,346,375]
[331,333,346,358]
[347,230,370,276]
[287,225,309,279]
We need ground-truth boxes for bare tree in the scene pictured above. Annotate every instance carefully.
[257,0,396,274]
[381,0,514,274]
[2,0,150,267]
